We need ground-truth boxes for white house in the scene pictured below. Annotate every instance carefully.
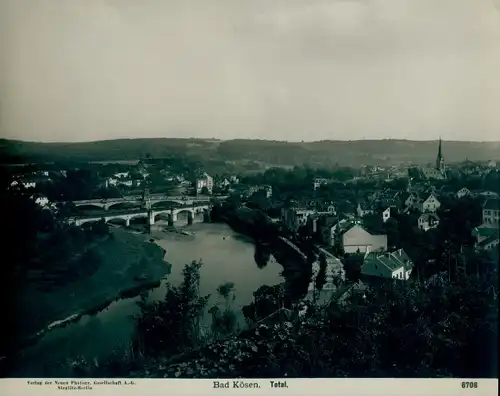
[106,178,118,187]
[482,198,500,228]
[356,203,374,217]
[382,207,394,223]
[341,224,387,254]
[11,179,36,189]
[196,172,213,194]
[114,172,130,179]
[456,187,473,199]
[119,180,133,187]
[419,194,441,213]
[30,194,49,207]
[281,208,316,232]
[361,249,413,280]
[418,213,440,232]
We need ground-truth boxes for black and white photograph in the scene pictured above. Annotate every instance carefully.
[0,0,499,386]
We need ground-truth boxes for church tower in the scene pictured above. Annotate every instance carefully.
[436,137,445,175]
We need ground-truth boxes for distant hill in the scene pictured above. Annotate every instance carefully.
[1,138,499,168]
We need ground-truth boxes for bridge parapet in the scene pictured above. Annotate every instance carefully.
[70,203,212,227]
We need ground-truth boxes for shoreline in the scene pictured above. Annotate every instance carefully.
[16,224,209,353]
[15,277,168,354]
[11,228,172,358]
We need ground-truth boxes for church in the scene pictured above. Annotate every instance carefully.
[421,138,446,180]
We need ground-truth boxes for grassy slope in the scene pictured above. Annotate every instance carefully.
[16,228,170,341]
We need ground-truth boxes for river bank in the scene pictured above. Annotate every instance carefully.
[6,222,284,377]
[211,206,312,303]
[14,228,171,351]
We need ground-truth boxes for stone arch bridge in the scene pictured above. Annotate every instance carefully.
[68,194,226,211]
[70,204,210,227]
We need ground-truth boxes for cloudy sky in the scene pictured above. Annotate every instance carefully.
[1,0,499,142]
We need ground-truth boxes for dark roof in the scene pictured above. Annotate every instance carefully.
[364,249,413,272]
[478,235,499,248]
[473,227,499,239]
[483,198,500,210]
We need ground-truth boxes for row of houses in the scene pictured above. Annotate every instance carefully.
[472,198,500,252]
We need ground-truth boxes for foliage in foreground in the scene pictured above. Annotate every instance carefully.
[132,260,210,358]
[73,262,497,378]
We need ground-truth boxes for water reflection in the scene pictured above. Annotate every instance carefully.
[11,223,283,377]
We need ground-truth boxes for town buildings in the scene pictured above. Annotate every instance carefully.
[356,202,374,217]
[482,198,499,228]
[313,178,332,190]
[282,205,337,234]
[308,248,346,294]
[456,187,473,199]
[196,172,213,194]
[418,213,440,232]
[30,194,50,208]
[403,192,441,214]
[281,207,317,232]
[247,185,272,199]
[339,224,387,254]
[421,138,447,180]
[361,248,413,280]
[382,206,396,223]
[418,193,441,213]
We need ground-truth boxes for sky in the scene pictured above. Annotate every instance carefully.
[1,0,499,143]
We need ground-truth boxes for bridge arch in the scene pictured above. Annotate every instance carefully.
[153,211,173,224]
[107,217,128,227]
[129,213,148,221]
[79,218,104,227]
[175,209,194,225]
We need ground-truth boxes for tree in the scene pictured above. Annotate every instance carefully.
[315,253,327,292]
[217,282,235,310]
[133,260,210,357]
[343,254,364,281]
[254,243,271,269]
[243,284,285,324]
[200,186,209,195]
[210,282,238,338]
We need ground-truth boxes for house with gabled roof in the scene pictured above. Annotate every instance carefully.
[472,226,499,244]
[361,248,414,280]
[482,198,499,228]
[414,193,441,213]
[477,235,499,252]
[418,213,440,232]
[340,224,387,254]
[356,202,374,218]
[30,193,49,208]
[456,187,473,199]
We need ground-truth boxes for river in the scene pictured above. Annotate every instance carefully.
[11,222,284,377]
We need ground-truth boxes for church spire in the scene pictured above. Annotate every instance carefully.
[436,137,445,173]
